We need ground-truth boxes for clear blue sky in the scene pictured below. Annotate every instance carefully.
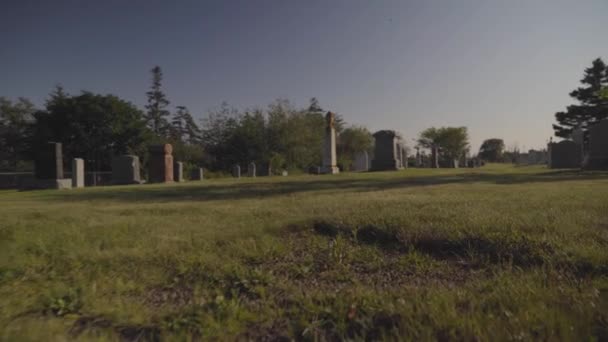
[1,0,607,151]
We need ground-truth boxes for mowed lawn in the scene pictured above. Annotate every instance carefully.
[1,164,608,341]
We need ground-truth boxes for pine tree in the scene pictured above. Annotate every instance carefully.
[171,105,201,144]
[553,58,608,140]
[145,66,171,137]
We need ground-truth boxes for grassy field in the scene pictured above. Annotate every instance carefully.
[1,164,608,341]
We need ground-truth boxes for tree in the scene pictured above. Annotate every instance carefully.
[418,126,469,162]
[553,58,608,141]
[33,89,151,170]
[145,66,171,137]
[0,97,36,170]
[337,125,373,169]
[171,106,201,144]
[478,138,505,162]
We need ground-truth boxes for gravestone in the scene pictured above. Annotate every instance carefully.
[308,166,321,175]
[371,130,399,171]
[23,142,71,189]
[415,150,421,167]
[72,158,84,188]
[111,155,141,184]
[431,146,439,169]
[258,162,272,176]
[191,168,204,180]
[586,120,608,169]
[549,140,582,169]
[247,162,256,177]
[354,151,369,171]
[148,144,174,183]
[35,142,64,180]
[321,112,339,174]
[395,144,403,169]
[232,165,241,178]
[173,161,184,182]
[400,145,408,169]
[281,170,288,176]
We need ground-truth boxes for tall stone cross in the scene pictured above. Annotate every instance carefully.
[321,111,339,174]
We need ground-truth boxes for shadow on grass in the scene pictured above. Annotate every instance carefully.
[48,169,607,203]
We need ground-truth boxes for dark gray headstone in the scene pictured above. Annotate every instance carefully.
[371,130,399,171]
[308,165,321,175]
[232,165,241,178]
[191,168,204,180]
[72,158,84,188]
[258,162,272,176]
[111,155,141,184]
[247,162,256,177]
[585,120,608,169]
[549,140,582,169]
[173,161,184,182]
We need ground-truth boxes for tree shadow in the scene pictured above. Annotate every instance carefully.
[46,168,608,204]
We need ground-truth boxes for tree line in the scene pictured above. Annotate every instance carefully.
[1,66,495,174]
[0,66,377,174]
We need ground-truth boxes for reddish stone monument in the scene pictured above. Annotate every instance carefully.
[148,144,174,183]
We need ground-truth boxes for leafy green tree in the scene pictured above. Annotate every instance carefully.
[418,126,469,162]
[145,66,171,137]
[0,97,36,170]
[478,138,505,162]
[338,125,373,170]
[553,58,608,141]
[33,89,151,170]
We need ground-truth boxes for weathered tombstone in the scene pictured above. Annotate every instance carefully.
[281,170,288,176]
[22,142,72,189]
[111,155,141,184]
[191,168,204,180]
[586,120,608,169]
[247,162,256,177]
[232,165,241,178]
[173,161,184,182]
[72,158,84,188]
[309,166,321,175]
[549,140,582,168]
[395,144,403,169]
[35,142,64,180]
[148,144,174,183]
[258,162,272,176]
[354,151,369,171]
[431,146,439,169]
[371,130,399,171]
[321,112,340,174]
[401,146,408,169]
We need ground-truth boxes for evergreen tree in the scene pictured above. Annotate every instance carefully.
[553,58,608,141]
[145,66,171,137]
[171,106,201,144]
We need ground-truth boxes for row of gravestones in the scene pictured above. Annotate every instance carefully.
[367,130,481,171]
[549,120,608,169]
[25,142,205,190]
[231,162,277,178]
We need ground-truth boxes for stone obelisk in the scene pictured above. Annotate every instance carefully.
[321,111,339,174]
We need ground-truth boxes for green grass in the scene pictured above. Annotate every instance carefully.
[1,164,608,341]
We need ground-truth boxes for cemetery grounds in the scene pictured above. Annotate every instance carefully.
[1,164,607,340]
